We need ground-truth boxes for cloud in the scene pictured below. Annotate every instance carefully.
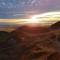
[0,0,60,18]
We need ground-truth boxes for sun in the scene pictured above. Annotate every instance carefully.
[26,19,40,23]
[17,11,60,26]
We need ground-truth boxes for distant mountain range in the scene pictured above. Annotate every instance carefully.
[0,21,60,32]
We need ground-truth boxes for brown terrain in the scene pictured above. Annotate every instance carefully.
[0,21,60,60]
[14,22,60,60]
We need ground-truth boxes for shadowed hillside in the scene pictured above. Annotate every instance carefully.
[0,31,17,60]
[49,21,60,52]
[0,22,60,60]
[50,21,60,30]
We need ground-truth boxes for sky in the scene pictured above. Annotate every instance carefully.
[0,0,60,19]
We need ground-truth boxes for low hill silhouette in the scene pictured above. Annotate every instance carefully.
[50,21,60,30]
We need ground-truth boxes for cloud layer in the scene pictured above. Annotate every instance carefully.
[0,0,60,18]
